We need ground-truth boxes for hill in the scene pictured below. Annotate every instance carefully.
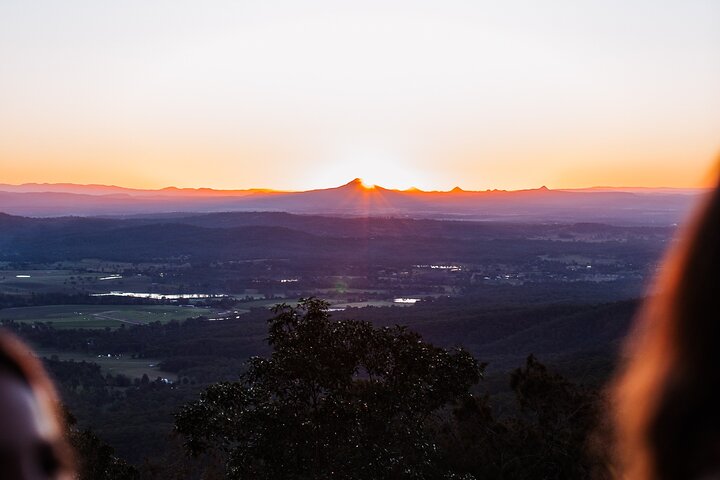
[0,180,702,224]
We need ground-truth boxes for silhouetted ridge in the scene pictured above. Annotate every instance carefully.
[0,181,700,223]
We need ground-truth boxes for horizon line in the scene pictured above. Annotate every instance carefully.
[0,178,710,195]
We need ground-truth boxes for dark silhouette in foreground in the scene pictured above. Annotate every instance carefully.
[613,182,720,480]
[175,298,481,479]
[175,299,605,479]
[0,332,73,479]
[0,332,137,480]
[438,355,605,479]
[64,411,138,480]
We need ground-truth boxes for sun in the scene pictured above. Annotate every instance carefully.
[354,168,420,190]
[346,151,427,190]
[357,178,376,189]
[310,148,432,191]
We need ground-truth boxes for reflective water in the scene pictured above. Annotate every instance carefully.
[91,291,224,300]
[393,298,420,304]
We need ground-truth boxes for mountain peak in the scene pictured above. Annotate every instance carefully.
[341,178,375,190]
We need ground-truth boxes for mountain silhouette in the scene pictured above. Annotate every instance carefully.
[0,180,701,224]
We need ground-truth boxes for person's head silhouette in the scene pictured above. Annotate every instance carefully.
[0,332,73,479]
[614,183,720,479]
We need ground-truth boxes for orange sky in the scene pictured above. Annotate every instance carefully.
[1,1,719,191]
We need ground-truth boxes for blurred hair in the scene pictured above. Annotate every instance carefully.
[613,182,720,479]
[0,330,74,476]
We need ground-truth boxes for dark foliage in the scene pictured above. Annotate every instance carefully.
[65,410,139,480]
[175,298,481,479]
[437,355,607,479]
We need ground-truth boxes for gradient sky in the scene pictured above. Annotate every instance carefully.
[1,0,719,191]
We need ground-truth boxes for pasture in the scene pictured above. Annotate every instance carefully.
[0,267,155,295]
[0,304,213,329]
[33,347,175,381]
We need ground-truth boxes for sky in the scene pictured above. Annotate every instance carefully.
[1,0,719,191]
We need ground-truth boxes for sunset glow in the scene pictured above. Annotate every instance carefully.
[1,1,719,190]
[358,179,376,190]
[4,4,720,477]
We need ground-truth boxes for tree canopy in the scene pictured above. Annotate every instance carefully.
[175,298,481,479]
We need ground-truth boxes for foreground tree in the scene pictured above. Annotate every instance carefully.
[175,298,481,479]
[437,355,606,479]
[65,410,139,480]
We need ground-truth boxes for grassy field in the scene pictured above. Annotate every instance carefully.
[333,300,400,308]
[234,297,422,310]
[0,304,215,329]
[0,267,156,295]
[32,347,176,380]
[0,269,78,294]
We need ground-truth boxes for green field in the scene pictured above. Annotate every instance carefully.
[0,269,78,294]
[234,298,421,310]
[0,267,156,295]
[32,347,175,380]
[0,304,214,329]
[333,300,399,308]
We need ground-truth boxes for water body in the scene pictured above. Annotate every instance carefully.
[393,298,421,304]
[91,291,225,300]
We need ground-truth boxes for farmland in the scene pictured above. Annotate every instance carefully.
[0,304,217,329]
[33,347,175,381]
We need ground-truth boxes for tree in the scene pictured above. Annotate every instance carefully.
[437,355,606,479]
[508,355,608,478]
[64,410,139,480]
[175,298,481,479]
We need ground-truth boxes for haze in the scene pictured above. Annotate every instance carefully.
[1,0,719,190]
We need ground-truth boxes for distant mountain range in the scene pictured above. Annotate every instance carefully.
[0,179,705,224]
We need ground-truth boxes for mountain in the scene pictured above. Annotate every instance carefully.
[0,180,703,224]
[0,182,270,197]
